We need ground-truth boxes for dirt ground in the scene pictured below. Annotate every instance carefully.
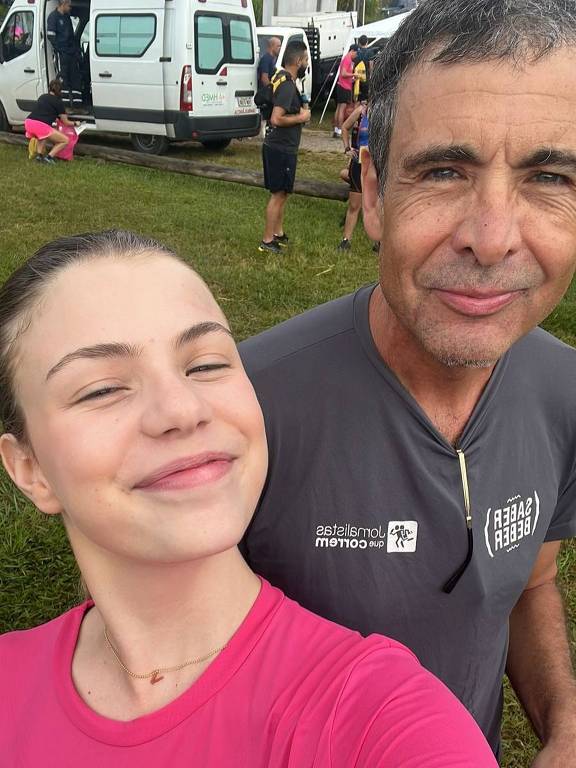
[241,128,340,154]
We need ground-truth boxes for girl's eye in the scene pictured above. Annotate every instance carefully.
[186,363,230,376]
[77,387,122,403]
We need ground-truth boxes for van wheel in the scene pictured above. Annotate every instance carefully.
[130,134,169,155]
[0,102,10,133]
[200,139,231,151]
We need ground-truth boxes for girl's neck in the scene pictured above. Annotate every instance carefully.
[71,547,260,718]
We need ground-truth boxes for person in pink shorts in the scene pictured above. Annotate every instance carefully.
[24,79,78,164]
[0,230,497,767]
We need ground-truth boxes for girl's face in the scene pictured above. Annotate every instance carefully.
[1,256,268,564]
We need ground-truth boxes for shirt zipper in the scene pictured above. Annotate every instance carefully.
[456,448,473,531]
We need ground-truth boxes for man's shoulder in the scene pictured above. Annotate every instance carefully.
[511,326,576,376]
[240,288,362,377]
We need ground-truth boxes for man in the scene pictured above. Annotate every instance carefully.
[257,36,281,89]
[241,0,576,763]
[333,45,359,137]
[259,40,310,255]
[47,0,82,110]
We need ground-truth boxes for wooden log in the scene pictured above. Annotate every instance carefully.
[0,131,349,202]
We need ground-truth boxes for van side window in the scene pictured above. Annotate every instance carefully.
[195,13,255,73]
[229,18,253,63]
[95,14,156,58]
[196,15,225,72]
[1,11,34,62]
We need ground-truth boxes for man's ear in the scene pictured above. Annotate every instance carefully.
[0,433,63,515]
[361,150,383,242]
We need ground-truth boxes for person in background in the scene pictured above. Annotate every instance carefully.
[241,0,576,762]
[333,45,359,137]
[337,100,369,250]
[47,0,83,110]
[259,41,311,255]
[24,79,78,165]
[353,36,371,101]
[258,36,282,88]
[0,229,497,767]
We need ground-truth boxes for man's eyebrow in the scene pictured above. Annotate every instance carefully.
[46,322,232,381]
[402,144,481,173]
[518,148,576,172]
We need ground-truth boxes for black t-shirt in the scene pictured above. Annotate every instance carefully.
[264,72,303,155]
[28,94,66,126]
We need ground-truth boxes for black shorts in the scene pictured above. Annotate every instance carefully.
[348,158,362,193]
[262,144,298,194]
[336,85,353,104]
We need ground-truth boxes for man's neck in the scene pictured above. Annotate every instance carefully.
[283,64,299,80]
[369,285,496,446]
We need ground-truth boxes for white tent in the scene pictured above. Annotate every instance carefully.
[319,11,413,123]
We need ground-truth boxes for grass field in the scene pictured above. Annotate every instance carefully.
[0,142,574,766]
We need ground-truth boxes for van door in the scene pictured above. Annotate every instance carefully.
[90,0,166,134]
[194,11,257,120]
[285,32,312,102]
[0,6,41,124]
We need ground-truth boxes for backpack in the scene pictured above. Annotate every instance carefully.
[254,71,289,120]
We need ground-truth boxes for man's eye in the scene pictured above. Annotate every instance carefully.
[77,387,122,403]
[186,363,230,376]
[423,168,461,182]
[532,171,570,186]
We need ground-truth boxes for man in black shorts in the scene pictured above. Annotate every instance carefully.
[259,41,310,255]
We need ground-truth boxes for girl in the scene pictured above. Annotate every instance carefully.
[24,79,77,164]
[0,230,496,766]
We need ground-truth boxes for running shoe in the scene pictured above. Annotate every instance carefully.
[337,238,351,251]
[273,233,289,247]
[258,240,282,254]
[43,156,57,165]
[372,242,380,253]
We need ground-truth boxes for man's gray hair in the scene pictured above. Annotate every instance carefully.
[369,0,576,191]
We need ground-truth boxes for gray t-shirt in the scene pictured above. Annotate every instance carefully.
[240,284,576,753]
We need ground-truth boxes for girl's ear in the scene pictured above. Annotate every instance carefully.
[0,434,63,515]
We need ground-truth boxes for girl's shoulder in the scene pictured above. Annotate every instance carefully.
[0,602,90,671]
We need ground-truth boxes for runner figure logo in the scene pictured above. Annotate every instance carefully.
[387,521,418,553]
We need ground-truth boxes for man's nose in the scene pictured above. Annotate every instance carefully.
[451,181,522,267]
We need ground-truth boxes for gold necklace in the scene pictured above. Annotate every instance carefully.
[104,627,227,685]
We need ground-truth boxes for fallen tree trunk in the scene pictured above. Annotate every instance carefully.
[0,132,349,202]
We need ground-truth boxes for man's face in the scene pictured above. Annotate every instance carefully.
[271,38,281,58]
[60,1,72,13]
[363,50,576,367]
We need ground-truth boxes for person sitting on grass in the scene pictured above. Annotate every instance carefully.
[0,229,497,767]
[24,79,78,165]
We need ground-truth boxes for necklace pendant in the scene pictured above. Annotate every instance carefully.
[150,670,164,685]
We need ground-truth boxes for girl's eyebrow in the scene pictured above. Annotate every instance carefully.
[46,322,232,381]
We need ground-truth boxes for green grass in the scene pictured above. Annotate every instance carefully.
[0,142,574,766]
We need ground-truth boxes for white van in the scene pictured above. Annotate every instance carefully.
[256,27,311,102]
[0,0,260,153]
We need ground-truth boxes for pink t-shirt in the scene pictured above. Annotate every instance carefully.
[0,579,496,766]
[337,52,355,90]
